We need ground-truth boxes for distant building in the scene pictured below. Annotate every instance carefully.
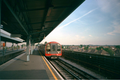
[103,46,109,48]
[110,46,115,50]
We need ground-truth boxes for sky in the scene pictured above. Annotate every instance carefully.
[41,0,120,45]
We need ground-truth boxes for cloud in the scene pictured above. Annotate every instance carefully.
[97,0,119,12]
[81,36,85,39]
[75,35,79,38]
[97,0,120,35]
[97,0,111,13]
[75,35,85,41]
[89,35,92,37]
[58,8,97,30]
[107,33,115,35]
[97,0,120,18]
[107,21,120,35]
[96,37,99,39]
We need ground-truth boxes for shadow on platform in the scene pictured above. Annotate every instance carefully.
[14,58,27,62]
[32,50,41,56]
[0,70,49,79]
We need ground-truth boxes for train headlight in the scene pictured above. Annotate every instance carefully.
[57,51,60,53]
[48,52,50,54]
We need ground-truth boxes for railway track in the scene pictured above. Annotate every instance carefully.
[49,58,98,79]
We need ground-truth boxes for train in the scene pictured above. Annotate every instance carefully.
[39,41,62,59]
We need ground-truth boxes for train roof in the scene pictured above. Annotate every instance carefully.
[47,41,60,44]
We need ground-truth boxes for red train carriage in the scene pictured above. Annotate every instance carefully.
[45,41,62,59]
[39,41,62,59]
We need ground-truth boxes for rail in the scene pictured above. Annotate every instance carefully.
[49,58,98,79]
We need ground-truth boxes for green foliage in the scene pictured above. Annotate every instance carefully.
[21,44,26,47]
[103,48,114,56]
[80,44,83,48]
[115,45,120,49]
[21,45,23,48]
[87,45,89,48]
[84,47,88,50]
[14,46,16,48]
[96,46,103,50]
[45,42,47,45]
[84,45,89,50]
[17,45,20,48]
[62,46,64,49]
[96,46,115,56]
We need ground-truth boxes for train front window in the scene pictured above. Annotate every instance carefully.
[57,44,61,51]
[52,45,56,51]
[46,44,51,51]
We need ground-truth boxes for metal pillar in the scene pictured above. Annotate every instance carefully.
[2,47,4,56]
[5,41,6,53]
[31,42,33,55]
[33,43,34,50]
[29,37,31,55]
[17,43,18,50]
[0,0,3,56]
[12,43,14,51]
[33,43,35,49]
[0,0,1,25]
[26,35,30,61]
[33,43,35,52]
[0,0,1,50]
[31,40,34,55]
[2,42,5,56]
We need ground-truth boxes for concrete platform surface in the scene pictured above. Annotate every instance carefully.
[0,48,60,79]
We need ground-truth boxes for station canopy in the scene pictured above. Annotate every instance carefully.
[1,0,84,43]
[1,33,23,43]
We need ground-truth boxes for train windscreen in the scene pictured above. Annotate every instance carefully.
[46,44,51,51]
[57,44,61,51]
[52,45,56,51]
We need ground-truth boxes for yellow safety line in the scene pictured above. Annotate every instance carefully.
[38,50,58,80]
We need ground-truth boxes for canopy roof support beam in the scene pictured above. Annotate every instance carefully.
[3,0,28,35]
[40,0,53,30]
[30,30,46,35]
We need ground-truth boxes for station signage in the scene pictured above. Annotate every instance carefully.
[0,42,5,47]
[3,43,5,47]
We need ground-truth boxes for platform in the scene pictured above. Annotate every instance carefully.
[0,48,61,79]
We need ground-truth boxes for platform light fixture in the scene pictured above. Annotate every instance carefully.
[11,34,21,38]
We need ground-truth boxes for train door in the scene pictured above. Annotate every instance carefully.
[51,44,57,54]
